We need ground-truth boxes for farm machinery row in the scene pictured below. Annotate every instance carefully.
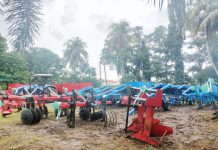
[0,74,117,128]
[1,76,217,147]
[2,78,217,120]
[123,79,218,111]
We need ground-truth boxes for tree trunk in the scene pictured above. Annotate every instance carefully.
[165,60,168,83]
[99,62,102,84]
[103,64,107,85]
[206,42,218,76]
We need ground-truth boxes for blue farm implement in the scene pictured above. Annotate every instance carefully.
[183,79,218,110]
[150,83,193,106]
[98,82,154,106]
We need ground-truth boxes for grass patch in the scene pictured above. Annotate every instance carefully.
[0,110,20,125]
[0,104,56,125]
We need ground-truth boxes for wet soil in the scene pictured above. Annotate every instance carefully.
[0,106,218,150]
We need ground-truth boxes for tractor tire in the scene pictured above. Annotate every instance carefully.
[35,108,42,123]
[162,100,170,111]
[30,108,38,124]
[21,108,33,125]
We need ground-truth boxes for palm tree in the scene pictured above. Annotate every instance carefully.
[185,0,218,75]
[3,0,42,52]
[148,0,188,10]
[63,37,88,72]
[0,1,3,15]
[150,0,218,76]
[105,21,131,76]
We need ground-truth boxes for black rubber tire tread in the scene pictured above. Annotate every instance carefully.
[21,108,33,125]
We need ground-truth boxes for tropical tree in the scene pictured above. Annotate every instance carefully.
[105,21,132,76]
[28,47,65,82]
[0,1,3,15]
[130,26,151,81]
[0,34,7,54]
[185,0,218,76]
[0,53,30,83]
[3,0,42,52]
[185,33,208,74]
[146,26,173,82]
[165,0,186,84]
[63,37,88,72]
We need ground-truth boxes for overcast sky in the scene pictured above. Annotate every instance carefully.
[0,0,168,80]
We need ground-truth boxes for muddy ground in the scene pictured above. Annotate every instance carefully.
[0,106,218,150]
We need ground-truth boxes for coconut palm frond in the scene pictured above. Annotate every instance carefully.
[4,0,42,52]
[63,37,88,71]
[0,1,3,15]
[147,0,164,9]
[199,10,218,30]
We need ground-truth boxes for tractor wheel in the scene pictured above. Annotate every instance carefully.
[35,108,42,123]
[21,108,33,125]
[162,100,170,111]
[30,108,38,124]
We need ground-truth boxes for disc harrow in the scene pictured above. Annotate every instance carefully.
[20,97,45,125]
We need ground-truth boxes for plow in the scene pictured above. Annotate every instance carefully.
[125,88,173,146]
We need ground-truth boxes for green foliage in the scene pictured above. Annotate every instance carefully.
[103,21,132,76]
[211,33,218,70]
[0,53,30,83]
[146,26,173,82]
[28,47,65,83]
[63,37,88,72]
[0,34,7,54]
[185,0,218,76]
[4,0,42,52]
[195,66,218,84]
[62,66,100,87]
[63,37,99,85]
[102,22,151,81]
[0,1,4,15]
[166,0,185,84]
[120,74,142,84]
[130,26,151,81]
[185,33,208,74]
